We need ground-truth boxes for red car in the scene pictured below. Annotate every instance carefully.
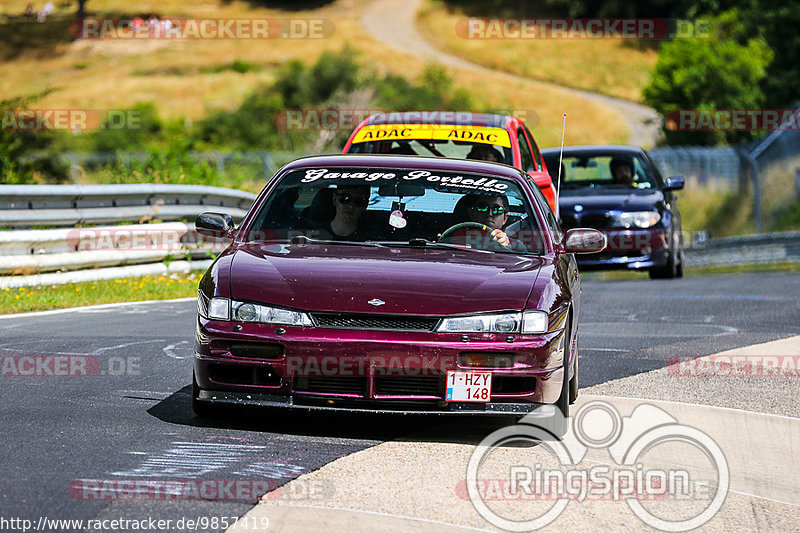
[342,112,557,212]
[192,155,605,426]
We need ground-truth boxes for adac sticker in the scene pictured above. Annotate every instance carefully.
[351,124,511,148]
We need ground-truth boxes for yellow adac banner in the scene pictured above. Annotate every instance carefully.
[351,124,512,148]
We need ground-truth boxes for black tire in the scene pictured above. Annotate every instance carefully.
[549,316,573,438]
[192,371,217,418]
[676,247,685,278]
[649,250,677,279]
[568,341,579,404]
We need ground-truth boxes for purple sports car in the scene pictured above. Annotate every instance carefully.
[193,155,604,421]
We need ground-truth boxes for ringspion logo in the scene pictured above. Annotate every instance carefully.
[466,401,728,531]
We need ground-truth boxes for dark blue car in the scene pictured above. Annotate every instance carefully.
[542,145,685,279]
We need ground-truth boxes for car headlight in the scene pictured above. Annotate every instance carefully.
[436,311,548,334]
[207,297,231,320]
[200,297,313,327]
[231,300,314,326]
[613,211,660,229]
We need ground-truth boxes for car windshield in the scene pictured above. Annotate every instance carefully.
[348,139,513,165]
[245,166,545,254]
[543,151,657,190]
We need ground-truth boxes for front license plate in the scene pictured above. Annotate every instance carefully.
[446,371,492,402]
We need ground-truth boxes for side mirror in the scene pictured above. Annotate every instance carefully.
[663,176,685,191]
[561,228,606,254]
[196,212,235,239]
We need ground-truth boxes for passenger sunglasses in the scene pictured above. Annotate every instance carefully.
[472,204,506,216]
[336,194,368,207]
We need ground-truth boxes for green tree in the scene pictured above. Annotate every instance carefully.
[644,11,772,145]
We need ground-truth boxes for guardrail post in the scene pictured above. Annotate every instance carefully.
[66,152,79,183]
[738,148,760,233]
[795,168,800,201]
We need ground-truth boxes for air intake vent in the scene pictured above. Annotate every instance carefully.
[311,313,438,332]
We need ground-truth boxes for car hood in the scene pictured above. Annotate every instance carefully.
[226,244,543,316]
[559,188,663,212]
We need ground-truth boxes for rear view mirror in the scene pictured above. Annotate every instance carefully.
[663,176,685,191]
[561,228,606,253]
[377,183,426,197]
[196,212,235,239]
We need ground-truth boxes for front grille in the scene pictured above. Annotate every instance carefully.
[374,376,442,397]
[311,313,438,332]
[294,376,366,396]
[579,213,613,229]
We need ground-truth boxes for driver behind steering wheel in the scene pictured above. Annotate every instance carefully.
[463,194,512,248]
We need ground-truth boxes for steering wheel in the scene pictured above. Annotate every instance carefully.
[438,221,509,251]
[438,222,490,242]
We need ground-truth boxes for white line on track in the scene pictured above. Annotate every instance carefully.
[0,297,195,320]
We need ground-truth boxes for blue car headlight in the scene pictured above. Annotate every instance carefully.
[614,211,660,229]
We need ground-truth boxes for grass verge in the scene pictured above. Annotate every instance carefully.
[0,272,200,315]
[416,0,658,103]
[582,261,800,282]
[3,262,798,316]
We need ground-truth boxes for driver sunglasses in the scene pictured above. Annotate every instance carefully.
[336,193,369,207]
[471,204,506,216]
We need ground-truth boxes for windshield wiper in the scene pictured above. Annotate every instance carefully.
[397,237,491,253]
[288,235,384,247]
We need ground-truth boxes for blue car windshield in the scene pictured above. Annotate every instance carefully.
[246,167,546,254]
[544,152,657,190]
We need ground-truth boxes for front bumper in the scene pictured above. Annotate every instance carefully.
[193,317,567,414]
[194,389,560,417]
[576,229,668,271]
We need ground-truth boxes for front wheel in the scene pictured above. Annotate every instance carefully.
[649,250,677,279]
[192,371,217,418]
[552,316,573,436]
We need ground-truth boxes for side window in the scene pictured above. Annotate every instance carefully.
[523,125,543,171]
[517,128,535,172]
[528,177,561,243]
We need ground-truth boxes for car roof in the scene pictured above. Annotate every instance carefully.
[540,145,647,156]
[363,112,511,129]
[278,154,528,182]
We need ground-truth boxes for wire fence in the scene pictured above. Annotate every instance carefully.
[650,110,800,233]
[14,123,800,234]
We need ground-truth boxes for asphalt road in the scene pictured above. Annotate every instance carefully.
[0,272,798,532]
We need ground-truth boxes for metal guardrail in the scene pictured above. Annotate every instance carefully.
[685,231,800,268]
[0,184,256,227]
[0,184,256,287]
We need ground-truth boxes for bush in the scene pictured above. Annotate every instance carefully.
[644,11,773,146]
